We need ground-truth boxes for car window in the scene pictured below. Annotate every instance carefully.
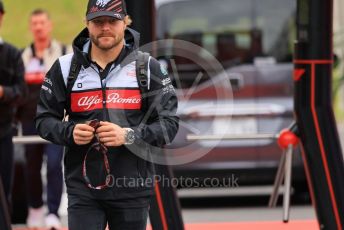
[157,0,295,63]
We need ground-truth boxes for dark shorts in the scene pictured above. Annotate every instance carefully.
[68,194,150,230]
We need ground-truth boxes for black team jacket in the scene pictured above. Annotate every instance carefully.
[35,28,179,207]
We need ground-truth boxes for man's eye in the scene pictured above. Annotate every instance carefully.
[92,18,117,25]
[93,20,103,24]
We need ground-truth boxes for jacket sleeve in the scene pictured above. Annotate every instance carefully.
[133,57,179,147]
[0,49,26,104]
[34,60,76,146]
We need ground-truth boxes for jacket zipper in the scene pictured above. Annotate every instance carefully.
[100,71,108,121]
[99,65,119,121]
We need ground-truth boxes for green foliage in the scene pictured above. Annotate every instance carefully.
[1,0,87,48]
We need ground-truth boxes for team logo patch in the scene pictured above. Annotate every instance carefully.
[161,78,171,86]
[113,13,122,18]
[71,89,142,112]
[96,0,111,7]
[160,64,168,76]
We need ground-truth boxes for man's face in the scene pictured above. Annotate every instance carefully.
[87,16,126,51]
[29,13,52,41]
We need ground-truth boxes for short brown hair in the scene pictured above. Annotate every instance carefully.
[30,8,50,19]
[124,15,132,26]
[0,1,5,14]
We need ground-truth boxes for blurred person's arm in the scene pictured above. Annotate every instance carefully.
[0,51,26,104]
[0,86,3,98]
[34,59,76,146]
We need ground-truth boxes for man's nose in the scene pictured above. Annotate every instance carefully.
[34,24,43,30]
[101,21,112,30]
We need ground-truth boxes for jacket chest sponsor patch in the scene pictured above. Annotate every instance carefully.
[71,89,142,112]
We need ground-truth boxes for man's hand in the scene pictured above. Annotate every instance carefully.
[73,124,95,145]
[96,121,126,147]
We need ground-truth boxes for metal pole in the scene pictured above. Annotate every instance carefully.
[187,133,277,141]
[12,136,49,144]
[283,144,293,223]
[269,150,287,207]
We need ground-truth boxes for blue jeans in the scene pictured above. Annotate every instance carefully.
[23,122,63,215]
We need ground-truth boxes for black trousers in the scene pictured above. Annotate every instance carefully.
[68,194,149,230]
[0,134,14,207]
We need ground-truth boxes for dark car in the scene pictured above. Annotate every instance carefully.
[154,0,308,194]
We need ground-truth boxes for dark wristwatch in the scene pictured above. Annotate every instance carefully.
[124,128,135,145]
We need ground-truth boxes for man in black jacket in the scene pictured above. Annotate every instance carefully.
[0,0,26,209]
[35,0,179,229]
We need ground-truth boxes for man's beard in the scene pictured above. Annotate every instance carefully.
[90,32,124,51]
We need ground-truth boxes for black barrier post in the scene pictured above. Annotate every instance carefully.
[295,0,344,229]
[0,178,11,230]
[125,1,185,229]
[149,156,185,230]
[125,0,155,46]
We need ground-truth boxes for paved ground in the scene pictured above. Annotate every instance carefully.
[14,220,319,230]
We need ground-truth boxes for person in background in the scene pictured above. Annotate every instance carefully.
[0,0,26,213]
[19,8,71,229]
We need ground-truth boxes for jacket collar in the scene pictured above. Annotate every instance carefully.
[72,27,141,68]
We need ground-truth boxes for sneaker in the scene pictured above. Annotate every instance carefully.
[45,213,62,229]
[26,206,45,228]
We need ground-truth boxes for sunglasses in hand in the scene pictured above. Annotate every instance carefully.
[82,119,114,190]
